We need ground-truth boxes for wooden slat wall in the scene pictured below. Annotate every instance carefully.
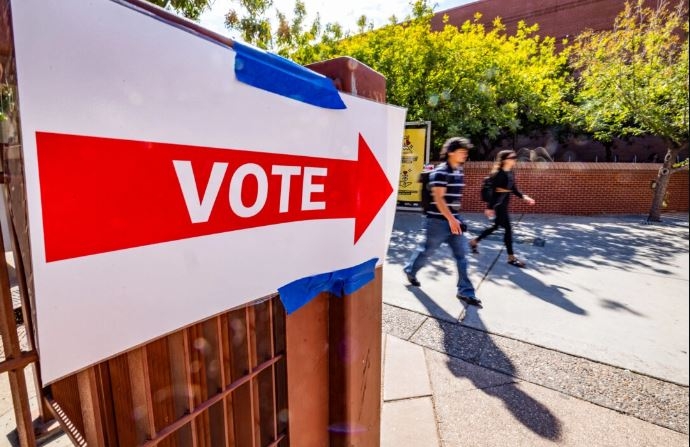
[48,297,288,447]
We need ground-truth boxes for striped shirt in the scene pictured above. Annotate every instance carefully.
[426,162,465,218]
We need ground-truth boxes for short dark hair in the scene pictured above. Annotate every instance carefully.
[440,137,473,160]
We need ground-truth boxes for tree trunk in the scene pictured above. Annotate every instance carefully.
[479,139,491,161]
[647,145,681,222]
[604,142,613,162]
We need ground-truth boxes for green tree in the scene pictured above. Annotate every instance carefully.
[295,2,572,159]
[225,0,327,57]
[0,85,12,122]
[225,0,275,49]
[426,16,572,156]
[570,0,689,221]
[147,0,212,20]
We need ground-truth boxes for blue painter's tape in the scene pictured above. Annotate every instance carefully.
[233,41,346,110]
[278,258,378,314]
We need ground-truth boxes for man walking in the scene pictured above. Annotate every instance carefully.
[404,137,481,307]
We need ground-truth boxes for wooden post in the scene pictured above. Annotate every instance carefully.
[1,2,44,445]
[313,58,386,447]
[77,368,107,447]
[286,57,387,447]
[7,215,53,423]
[0,206,36,447]
[328,268,383,447]
[285,294,330,447]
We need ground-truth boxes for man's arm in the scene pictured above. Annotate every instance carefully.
[432,186,461,234]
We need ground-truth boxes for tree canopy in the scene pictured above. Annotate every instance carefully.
[153,0,687,157]
[225,0,328,58]
[569,0,688,220]
[569,0,688,149]
[147,0,212,20]
[216,0,688,221]
[290,2,573,158]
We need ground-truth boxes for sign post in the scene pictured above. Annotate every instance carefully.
[4,2,406,446]
[396,121,431,210]
[10,0,406,385]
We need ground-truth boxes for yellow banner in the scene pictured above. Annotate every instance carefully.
[397,126,428,205]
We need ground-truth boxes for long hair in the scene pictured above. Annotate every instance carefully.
[491,150,517,174]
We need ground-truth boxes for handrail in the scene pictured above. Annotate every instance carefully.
[113,0,234,49]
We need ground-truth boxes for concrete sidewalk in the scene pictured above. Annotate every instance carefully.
[381,328,689,447]
[385,212,689,384]
[381,212,689,446]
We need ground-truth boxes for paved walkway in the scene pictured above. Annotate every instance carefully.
[382,212,689,446]
[0,365,71,447]
[2,213,688,446]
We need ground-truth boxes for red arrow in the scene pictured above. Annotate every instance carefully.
[36,132,393,262]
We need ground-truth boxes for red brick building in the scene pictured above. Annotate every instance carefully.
[431,0,639,41]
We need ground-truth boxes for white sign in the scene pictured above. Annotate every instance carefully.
[11,0,406,383]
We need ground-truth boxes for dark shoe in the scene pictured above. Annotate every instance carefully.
[405,271,421,287]
[508,258,526,268]
[457,294,483,307]
[469,239,479,254]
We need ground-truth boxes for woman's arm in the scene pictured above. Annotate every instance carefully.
[512,177,535,205]
[511,182,524,199]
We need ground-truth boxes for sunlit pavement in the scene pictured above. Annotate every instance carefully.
[382,212,689,446]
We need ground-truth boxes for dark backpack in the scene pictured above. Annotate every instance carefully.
[419,163,450,215]
[419,170,433,214]
[480,173,495,203]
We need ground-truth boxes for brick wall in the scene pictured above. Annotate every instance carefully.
[431,0,660,43]
[459,162,689,215]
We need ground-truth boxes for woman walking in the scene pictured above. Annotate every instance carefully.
[470,150,535,267]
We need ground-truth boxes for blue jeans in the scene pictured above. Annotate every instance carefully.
[404,216,476,298]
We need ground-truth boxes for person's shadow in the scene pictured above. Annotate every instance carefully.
[407,285,563,441]
[494,266,587,316]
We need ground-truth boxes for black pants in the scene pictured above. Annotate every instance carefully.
[476,205,514,255]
